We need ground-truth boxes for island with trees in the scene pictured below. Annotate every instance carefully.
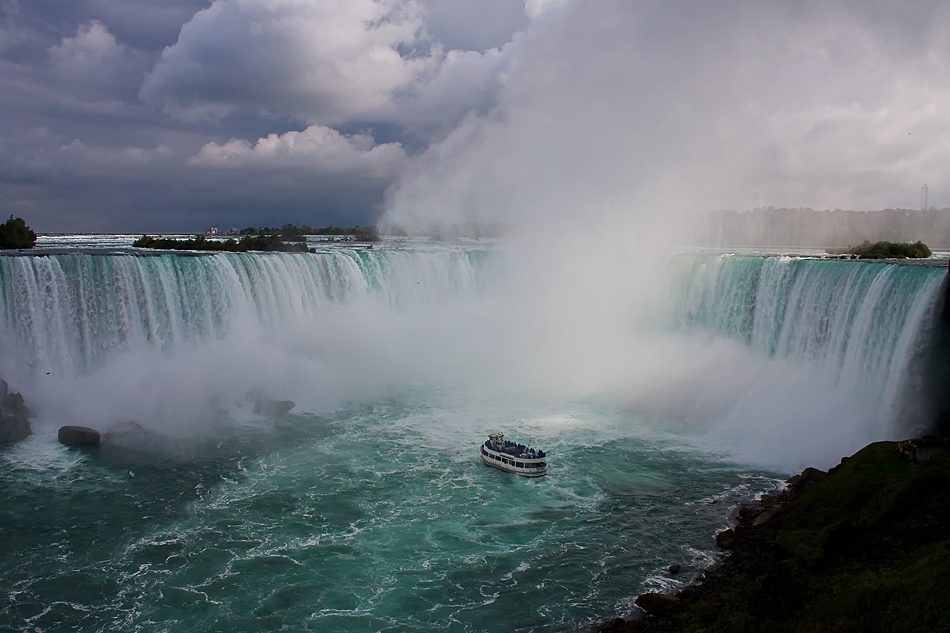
[0,216,36,249]
[826,240,933,259]
[133,224,381,252]
[841,240,932,259]
[132,234,309,252]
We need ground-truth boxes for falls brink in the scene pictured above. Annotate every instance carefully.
[0,249,946,440]
[0,250,484,378]
[665,255,948,435]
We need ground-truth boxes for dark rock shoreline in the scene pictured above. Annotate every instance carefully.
[598,438,950,632]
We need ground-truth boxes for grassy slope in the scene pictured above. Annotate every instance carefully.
[624,442,950,633]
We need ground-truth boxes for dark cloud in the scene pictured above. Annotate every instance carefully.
[1,0,948,232]
[0,0,527,231]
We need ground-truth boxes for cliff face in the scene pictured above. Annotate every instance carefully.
[608,440,950,633]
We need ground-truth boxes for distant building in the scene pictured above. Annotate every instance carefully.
[227,227,238,235]
[206,227,218,235]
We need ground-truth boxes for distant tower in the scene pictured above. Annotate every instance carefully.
[921,183,929,211]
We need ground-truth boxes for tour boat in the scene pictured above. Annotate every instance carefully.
[480,432,547,477]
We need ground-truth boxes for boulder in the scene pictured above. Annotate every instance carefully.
[58,425,101,447]
[102,421,152,449]
[668,564,681,574]
[753,508,779,527]
[716,528,736,550]
[635,592,680,616]
[916,446,949,461]
[0,383,32,443]
[0,411,31,443]
[596,617,627,632]
[252,399,295,416]
[787,467,827,491]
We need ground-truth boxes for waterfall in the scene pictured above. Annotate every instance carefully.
[0,250,485,378]
[2,247,946,448]
[665,255,947,432]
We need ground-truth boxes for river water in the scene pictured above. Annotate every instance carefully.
[0,236,944,631]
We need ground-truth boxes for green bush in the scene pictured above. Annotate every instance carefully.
[0,216,36,249]
[849,240,932,259]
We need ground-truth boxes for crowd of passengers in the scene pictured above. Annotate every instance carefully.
[485,439,546,459]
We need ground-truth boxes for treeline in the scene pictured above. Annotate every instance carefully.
[0,216,36,249]
[239,224,379,241]
[702,207,950,248]
[132,234,308,252]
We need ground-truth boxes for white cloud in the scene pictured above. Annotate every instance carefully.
[49,21,125,77]
[523,0,570,20]
[189,124,407,178]
[139,0,519,136]
[384,0,950,236]
[47,20,145,99]
[141,0,434,123]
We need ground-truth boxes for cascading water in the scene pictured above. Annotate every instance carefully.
[1,243,948,632]
[0,248,485,378]
[661,254,947,438]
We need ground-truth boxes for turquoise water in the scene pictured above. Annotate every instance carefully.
[0,399,780,632]
[1,243,945,631]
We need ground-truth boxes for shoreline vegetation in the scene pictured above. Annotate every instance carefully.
[133,234,309,252]
[239,223,379,241]
[826,240,932,259]
[0,216,36,249]
[132,225,379,252]
[600,437,950,633]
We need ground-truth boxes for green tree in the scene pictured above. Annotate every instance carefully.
[0,216,36,249]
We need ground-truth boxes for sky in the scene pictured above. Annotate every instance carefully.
[1,0,949,232]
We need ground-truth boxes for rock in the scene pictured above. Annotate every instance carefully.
[916,446,949,461]
[788,467,827,491]
[753,508,779,527]
[596,617,627,632]
[0,384,32,443]
[635,592,680,616]
[2,391,24,411]
[0,411,31,443]
[801,467,827,482]
[252,399,295,416]
[58,425,101,447]
[716,528,736,550]
[102,421,151,449]
[668,564,681,574]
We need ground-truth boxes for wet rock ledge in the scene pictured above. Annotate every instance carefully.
[0,379,32,443]
[598,437,950,633]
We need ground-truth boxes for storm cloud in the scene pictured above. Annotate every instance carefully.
[0,0,947,232]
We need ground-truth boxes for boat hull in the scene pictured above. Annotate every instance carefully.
[480,444,547,477]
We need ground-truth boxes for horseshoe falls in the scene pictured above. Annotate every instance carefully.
[0,242,946,632]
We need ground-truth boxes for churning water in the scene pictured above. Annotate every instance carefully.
[0,238,945,631]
